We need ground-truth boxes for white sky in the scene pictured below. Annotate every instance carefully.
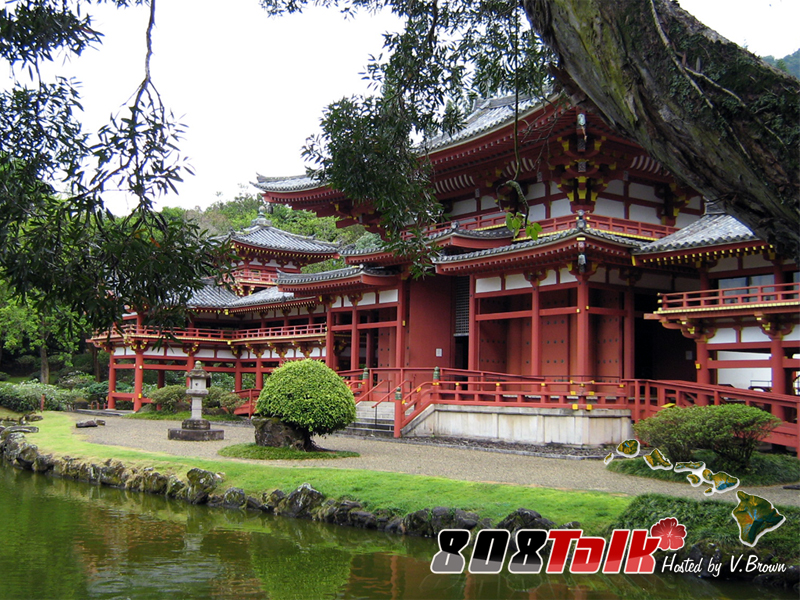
[21,0,800,213]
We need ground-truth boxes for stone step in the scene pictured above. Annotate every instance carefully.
[341,423,395,437]
[350,418,394,428]
[73,408,133,418]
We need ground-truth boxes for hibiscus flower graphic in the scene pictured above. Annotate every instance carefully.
[650,517,687,551]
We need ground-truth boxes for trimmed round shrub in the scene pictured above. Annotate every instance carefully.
[147,385,189,413]
[256,359,356,437]
[701,403,781,471]
[203,386,241,415]
[633,405,706,463]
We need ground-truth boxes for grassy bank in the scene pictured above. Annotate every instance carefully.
[30,412,630,533]
[606,449,800,487]
[610,494,800,565]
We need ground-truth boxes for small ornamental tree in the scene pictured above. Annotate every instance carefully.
[256,360,356,444]
[701,404,781,471]
[633,406,706,463]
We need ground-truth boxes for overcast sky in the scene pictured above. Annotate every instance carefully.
[24,0,800,213]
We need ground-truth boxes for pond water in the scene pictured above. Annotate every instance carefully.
[0,463,793,600]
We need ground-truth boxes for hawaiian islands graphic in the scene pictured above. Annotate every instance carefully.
[732,490,786,547]
[606,439,785,546]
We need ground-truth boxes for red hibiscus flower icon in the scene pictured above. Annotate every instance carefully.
[650,517,687,551]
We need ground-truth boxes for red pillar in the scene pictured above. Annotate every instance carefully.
[576,276,591,382]
[696,338,711,386]
[157,370,165,389]
[770,335,787,395]
[133,349,144,412]
[255,354,264,389]
[107,355,117,410]
[325,301,335,369]
[468,275,479,371]
[624,287,635,380]
[350,303,359,371]
[234,356,243,391]
[396,281,407,370]
[530,284,541,376]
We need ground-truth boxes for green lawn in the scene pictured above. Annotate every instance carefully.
[125,410,245,422]
[31,412,632,533]
[0,407,25,420]
[219,443,359,460]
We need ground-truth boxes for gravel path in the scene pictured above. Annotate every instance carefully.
[68,414,800,507]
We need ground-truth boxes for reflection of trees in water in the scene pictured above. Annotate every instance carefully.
[0,465,91,599]
[250,533,353,600]
[3,464,761,600]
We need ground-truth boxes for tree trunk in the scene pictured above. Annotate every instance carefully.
[523,0,799,262]
[39,344,49,385]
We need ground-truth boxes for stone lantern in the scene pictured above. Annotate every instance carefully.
[167,361,224,441]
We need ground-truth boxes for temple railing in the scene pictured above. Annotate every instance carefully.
[405,213,678,241]
[366,371,799,449]
[657,282,800,313]
[92,323,327,345]
[229,269,279,285]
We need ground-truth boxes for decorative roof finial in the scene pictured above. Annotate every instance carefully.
[251,206,271,228]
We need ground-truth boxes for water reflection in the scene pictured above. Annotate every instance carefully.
[0,463,792,600]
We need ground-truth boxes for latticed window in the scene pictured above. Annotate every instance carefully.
[454,277,470,336]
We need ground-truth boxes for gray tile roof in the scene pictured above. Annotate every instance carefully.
[186,281,240,309]
[434,227,643,264]
[253,95,548,194]
[278,266,399,286]
[252,173,318,193]
[228,286,295,308]
[231,223,339,254]
[426,95,541,152]
[186,279,299,310]
[429,223,514,241]
[634,214,759,255]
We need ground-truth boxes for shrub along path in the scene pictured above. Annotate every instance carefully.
[66,413,800,508]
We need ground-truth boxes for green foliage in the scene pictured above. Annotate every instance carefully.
[0,372,8,382]
[0,383,36,413]
[0,1,235,331]
[259,0,553,267]
[0,381,78,412]
[147,385,188,413]
[56,372,95,390]
[210,372,235,392]
[700,404,782,471]
[608,493,800,564]
[83,381,112,403]
[761,48,800,80]
[633,406,706,463]
[256,359,356,436]
[635,404,782,471]
[219,443,359,460]
[203,386,240,411]
[607,449,800,487]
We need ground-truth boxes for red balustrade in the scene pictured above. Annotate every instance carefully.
[658,282,800,312]
[93,323,327,344]
[230,269,279,285]
[402,213,677,242]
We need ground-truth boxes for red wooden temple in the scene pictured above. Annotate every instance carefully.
[91,97,799,451]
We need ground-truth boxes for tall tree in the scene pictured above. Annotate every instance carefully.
[523,0,799,261]
[0,0,231,331]
[261,0,799,262]
[0,284,86,383]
